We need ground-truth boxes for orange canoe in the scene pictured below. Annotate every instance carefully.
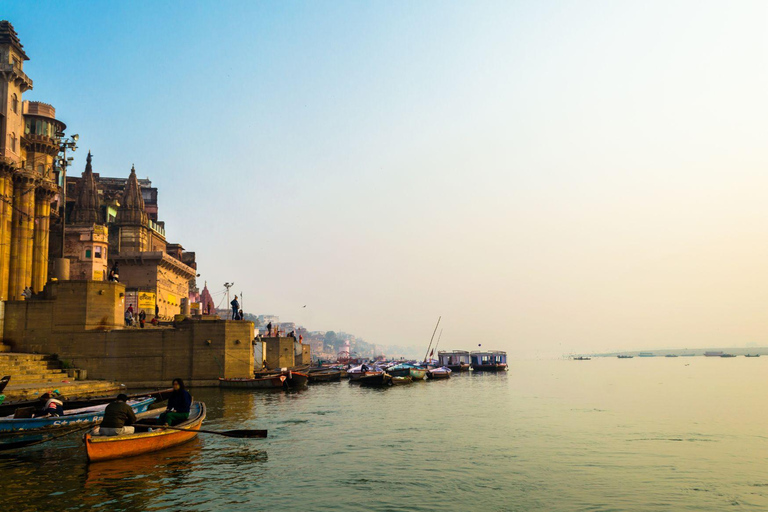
[84,402,206,462]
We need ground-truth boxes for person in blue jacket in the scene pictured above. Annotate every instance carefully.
[159,378,192,426]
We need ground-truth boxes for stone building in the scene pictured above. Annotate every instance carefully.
[0,21,64,300]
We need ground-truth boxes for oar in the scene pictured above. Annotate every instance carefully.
[158,426,268,438]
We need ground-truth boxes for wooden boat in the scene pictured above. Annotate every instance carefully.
[0,388,173,418]
[307,370,342,383]
[357,373,392,387]
[720,354,737,358]
[84,402,206,462]
[427,367,452,379]
[0,397,156,450]
[665,354,679,358]
[572,357,591,361]
[253,364,310,378]
[390,376,412,385]
[219,371,308,389]
[617,355,634,359]
[745,354,761,358]
[409,368,428,380]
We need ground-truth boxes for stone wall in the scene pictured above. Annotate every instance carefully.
[2,280,254,386]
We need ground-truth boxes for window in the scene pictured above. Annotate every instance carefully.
[11,94,18,114]
[85,248,92,259]
[9,133,15,152]
[94,247,102,259]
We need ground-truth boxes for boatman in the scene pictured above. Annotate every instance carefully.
[231,295,240,320]
[160,378,192,426]
[98,394,136,436]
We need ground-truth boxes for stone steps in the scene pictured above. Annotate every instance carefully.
[3,380,123,401]
[0,349,122,401]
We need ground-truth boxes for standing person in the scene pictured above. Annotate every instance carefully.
[159,378,192,426]
[97,394,136,436]
[125,305,134,327]
[239,309,244,321]
[267,321,272,337]
[230,295,239,320]
[155,304,160,318]
[109,262,120,282]
[299,334,303,344]
[138,309,146,328]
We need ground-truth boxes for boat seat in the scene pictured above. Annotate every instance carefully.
[13,406,35,419]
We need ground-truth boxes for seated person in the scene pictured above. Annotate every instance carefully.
[159,378,192,426]
[98,394,136,436]
[34,393,64,417]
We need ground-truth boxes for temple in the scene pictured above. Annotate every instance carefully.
[0,21,256,387]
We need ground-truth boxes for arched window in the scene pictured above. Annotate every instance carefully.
[11,94,18,114]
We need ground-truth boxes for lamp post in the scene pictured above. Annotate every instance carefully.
[55,133,78,257]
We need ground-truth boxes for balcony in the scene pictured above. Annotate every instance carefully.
[0,62,33,91]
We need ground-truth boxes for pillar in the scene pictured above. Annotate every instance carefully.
[0,170,13,300]
[8,174,36,300]
[31,187,54,293]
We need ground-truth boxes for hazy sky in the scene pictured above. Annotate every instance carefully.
[5,1,768,355]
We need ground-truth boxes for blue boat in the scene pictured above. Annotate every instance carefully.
[0,397,155,449]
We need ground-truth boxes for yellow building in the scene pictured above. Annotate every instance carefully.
[0,21,64,300]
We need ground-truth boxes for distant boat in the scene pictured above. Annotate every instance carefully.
[745,354,760,358]
[705,351,724,357]
[680,354,696,357]
[638,352,655,357]
[572,356,591,361]
[720,354,736,358]
[665,354,678,358]
[617,355,633,359]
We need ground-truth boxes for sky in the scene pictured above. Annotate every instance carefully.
[4,1,768,356]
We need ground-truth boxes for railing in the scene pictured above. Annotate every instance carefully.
[147,219,165,237]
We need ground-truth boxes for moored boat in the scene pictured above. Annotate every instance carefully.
[427,367,452,379]
[410,367,428,380]
[219,371,308,389]
[745,354,760,358]
[572,356,591,361]
[357,373,392,387]
[720,354,736,358]
[438,351,471,372]
[390,376,412,385]
[84,402,206,462]
[0,388,173,418]
[307,369,342,383]
[617,355,633,359]
[470,351,508,371]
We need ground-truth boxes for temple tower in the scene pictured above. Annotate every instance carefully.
[115,165,149,252]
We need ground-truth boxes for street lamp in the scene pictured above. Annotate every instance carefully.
[55,133,78,257]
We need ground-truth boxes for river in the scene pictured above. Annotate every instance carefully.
[1,357,767,511]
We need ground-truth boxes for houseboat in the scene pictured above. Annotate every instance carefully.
[470,351,508,371]
[438,351,471,372]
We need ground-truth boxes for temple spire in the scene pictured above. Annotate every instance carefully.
[116,164,147,225]
[70,151,101,224]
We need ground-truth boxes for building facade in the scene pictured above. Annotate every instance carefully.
[0,21,64,300]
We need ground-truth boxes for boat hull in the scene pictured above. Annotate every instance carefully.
[409,368,428,380]
[357,373,392,387]
[390,376,412,385]
[445,363,470,372]
[85,402,206,462]
[307,370,342,383]
[219,371,308,389]
[471,364,508,372]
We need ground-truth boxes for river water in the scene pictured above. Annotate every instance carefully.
[1,357,767,511]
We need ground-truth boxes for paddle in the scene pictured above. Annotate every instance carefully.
[158,425,268,438]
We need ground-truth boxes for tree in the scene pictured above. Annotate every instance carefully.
[324,331,339,351]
